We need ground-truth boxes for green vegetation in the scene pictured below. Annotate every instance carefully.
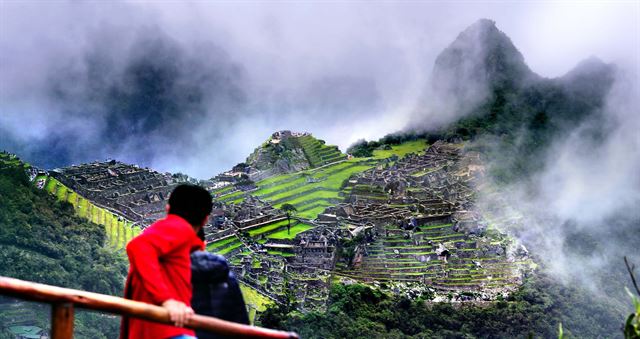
[206,236,238,251]
[255,160,375,218]
[0,165,127,338]
[239,283,274,324]
[267,250,296,257]
[297,135,347,167]
[218,242,244,255]
[371,140,427,159]
[216,136,430,221]
[626,290,640,338]
[247,219,291,237]
[219,137,427,219]
[347,133,427,158]
[267,223,313,240]
[41,176,141,249]
[261,276,625,338]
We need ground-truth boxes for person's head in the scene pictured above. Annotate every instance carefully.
[167,184,213,231]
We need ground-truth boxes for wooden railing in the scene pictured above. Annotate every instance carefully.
[0,276,299,339]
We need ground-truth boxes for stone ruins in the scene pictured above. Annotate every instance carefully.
[49,160,185,227]
[25,138,530,313]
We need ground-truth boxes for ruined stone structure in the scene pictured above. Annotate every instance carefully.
[325,141,530,299]
[49,160,180,227]
[208,141,530,309]
[28,139,529,311]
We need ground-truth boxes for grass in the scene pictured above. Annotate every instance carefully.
[251,163,374,221]
[211,184,235,195]
[297,135,346,167]
[371,140,427,159]
[267,250,296,257]
[247,219,292,237]
[223,140,432,220]
[296,204,333,219]
[216,190,245,203]
[267,223,314,239]
[217,242,244,255]
[252,258,262,269]
[255,171,299,187]
[42,176,141,250]
[265,165,371,202]
[239,283,274,324]
[206,236,238,250]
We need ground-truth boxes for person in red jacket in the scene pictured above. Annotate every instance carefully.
[121,184,213,339]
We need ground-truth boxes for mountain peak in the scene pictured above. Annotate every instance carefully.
[431,19,534,99]
[243,131,346,181]
[559,56,615,101]
[465,18,498,35]
[562,56,612,80]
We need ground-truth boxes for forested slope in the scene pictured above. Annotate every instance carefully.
[0,165,127,338]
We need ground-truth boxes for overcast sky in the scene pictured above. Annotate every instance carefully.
[0,0,638,177]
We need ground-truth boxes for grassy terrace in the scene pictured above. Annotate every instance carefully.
[337,218,521,288]
[216,139,429,219]
[297,135,347,167]
[242,159,376,218]
[267,222,313,239]
[239,283,274,324]
[42,176,141,250]
[267,250,296,257]
[247,219,292,237]
[206,236,238,250]
[371,139,427,159]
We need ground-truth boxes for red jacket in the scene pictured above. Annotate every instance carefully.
[121,214,204,339]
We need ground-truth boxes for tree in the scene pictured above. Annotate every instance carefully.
[624,257,640,339]
[281,203,297,235]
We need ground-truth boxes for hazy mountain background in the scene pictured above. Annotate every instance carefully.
[1,1,637,178]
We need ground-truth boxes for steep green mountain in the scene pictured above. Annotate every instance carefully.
[405,19,615,182]
[244,131,347,181]
[332,19,631,338]
[0,156,127,338]
[351,23,614,171]
[430,19,537,105]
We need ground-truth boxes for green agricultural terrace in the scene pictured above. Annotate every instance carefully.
[296,135,347,167]
[40,175,141,249]
[215,139,428,220]
[239,283,274,324]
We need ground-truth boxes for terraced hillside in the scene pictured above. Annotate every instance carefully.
[213,139,427,219]
[323,141,533,299]
[242,131,348,181]
[201,139,432,315]
[335,223,528,294]
[41,176,140,249]
[3,136,530,320]
[295,134,346,167]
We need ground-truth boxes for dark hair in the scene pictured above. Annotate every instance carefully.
[168,184,213,228]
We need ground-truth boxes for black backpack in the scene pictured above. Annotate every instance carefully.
[191,251,250,339]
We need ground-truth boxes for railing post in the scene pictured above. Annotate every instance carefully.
[51,302,74,339]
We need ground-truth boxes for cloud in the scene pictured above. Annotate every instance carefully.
[1,1,637,178]
[477,63,640,303]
